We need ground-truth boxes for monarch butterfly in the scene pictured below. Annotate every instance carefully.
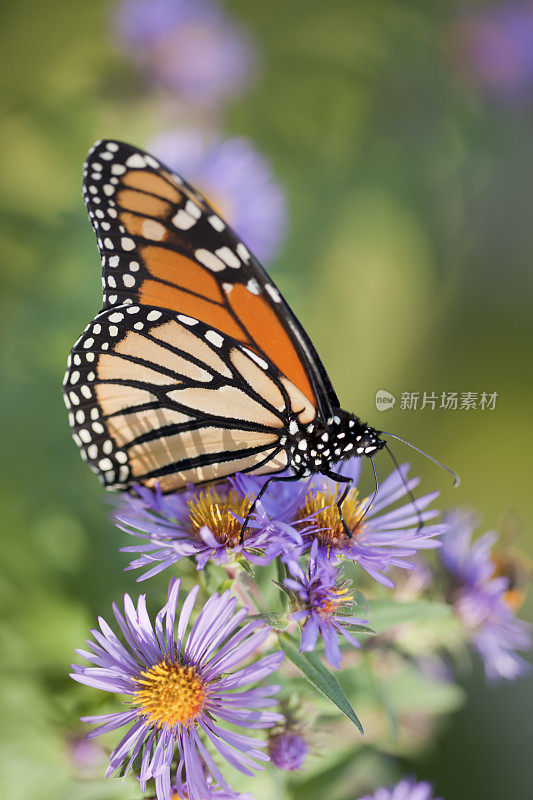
[63,140,456,520]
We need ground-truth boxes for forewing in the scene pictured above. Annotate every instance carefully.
[83,139,339,417]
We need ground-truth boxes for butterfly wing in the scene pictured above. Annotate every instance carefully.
[63,304,316,492]
[83,139,338,420]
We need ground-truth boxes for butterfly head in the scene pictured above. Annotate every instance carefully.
[287,410,385,475]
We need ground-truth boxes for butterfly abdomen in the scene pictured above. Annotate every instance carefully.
[285,409,385,475]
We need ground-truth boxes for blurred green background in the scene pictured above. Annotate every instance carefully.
[1,1,532,798]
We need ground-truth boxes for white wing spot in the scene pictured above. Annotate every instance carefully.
[142,219,166,240]
[208,215,225,231]
[185,200,201,218]
[172,210,196,230]
[236,243,250,262]
[147,310,162,321]
[205,330,223,348]
[246,278,261,295]
[195,248,225,272]
[121,237,135,251]
[266,284,281,303]
[126,154,147,168]
[215,247,240,268]
[178,315,198,325]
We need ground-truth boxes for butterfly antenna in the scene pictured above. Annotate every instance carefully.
[380,431,460,487]
[383,442,424,532]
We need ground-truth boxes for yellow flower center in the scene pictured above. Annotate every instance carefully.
[297,486,365,547]
[188,487,252,547]
[132,658,206,728]
[318,585,354,619]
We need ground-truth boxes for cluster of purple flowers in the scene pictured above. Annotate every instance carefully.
[112,0,257,104]
[112,0,287,264]
[440,509,531,681]
[72,444,532,798]
[355,777,442,800]
[115,458,443,670]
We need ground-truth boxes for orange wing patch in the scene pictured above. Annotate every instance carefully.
[140,246,223,303]
[116,188,172,218]
[121,170,182,203]
[228,285,315,404]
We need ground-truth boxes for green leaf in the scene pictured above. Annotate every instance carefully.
[271,579,297,602]
[251,611,289,629]
[366,599,452,633]
[279,634,364,734]
[239,559,255,578]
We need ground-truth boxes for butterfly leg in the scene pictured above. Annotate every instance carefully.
[325,463,382,539]
[240,472,304,543]
[322,470,355,538]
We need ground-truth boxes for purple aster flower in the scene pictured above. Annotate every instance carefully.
[71,579,284,800]
[268,731,308,772]
[235,459,443,587]
[440,509,531,681]
[112,0,258,104]
[355,777,443,800]
[449,2,533,102]
[147,130,287,262]
[170,778,251,799]
[115,482,302,580]
[284,540,368,669]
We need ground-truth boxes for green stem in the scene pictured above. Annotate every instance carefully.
[225,565,260,612]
